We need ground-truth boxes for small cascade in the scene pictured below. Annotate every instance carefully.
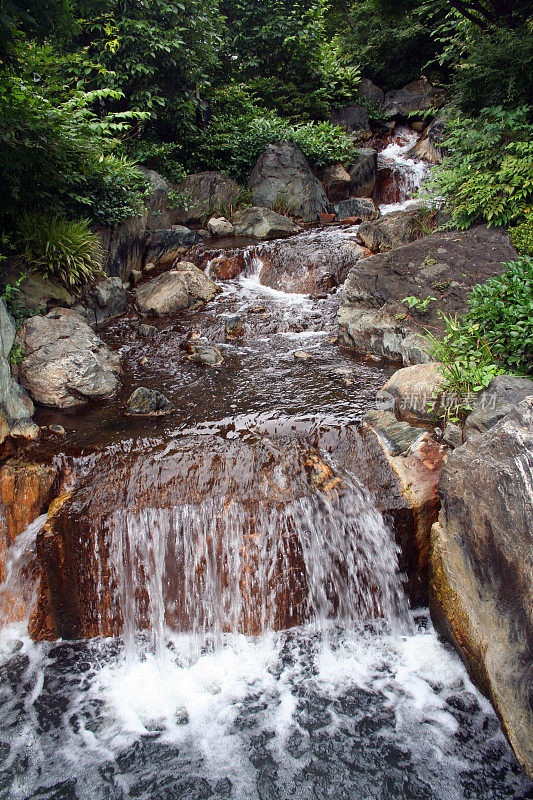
[374,126,429,207]
[107,477,411,656]
[0,514,46,626]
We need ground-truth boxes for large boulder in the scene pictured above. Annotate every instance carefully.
[18,309,120,409]
[357,78,384,110]
[0,299,34,442]
[207,217,234,237]
[174,172,241,225]
[330,106,371,140]
[464,375,533,439]
[357,205,438,253]
[231,207,301,239]
[348,149,378,197]
[144,227,203,269]
[135,262,221,315]
[334,198,380,222]
[430,398,533,778]
[380,363,447,427]
[383,79,441,118]
[79,277,127,326]
[249,142,331,222]
[339,225,518,365]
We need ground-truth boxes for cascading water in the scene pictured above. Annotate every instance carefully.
[0,130,531,800]
[375,127,430,209]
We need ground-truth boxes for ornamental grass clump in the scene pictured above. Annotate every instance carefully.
[16,212,103,288]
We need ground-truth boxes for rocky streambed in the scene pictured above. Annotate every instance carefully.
[0,131,531,800]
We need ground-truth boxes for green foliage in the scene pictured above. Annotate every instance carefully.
[428,106,533,229]
[402,295,437,314]
[426,257,533,420]
[197,113,354,181]
[509,216,533,256]
[326,0,444,89]
[15,213,104,288]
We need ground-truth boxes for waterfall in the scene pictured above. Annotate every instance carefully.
[106,469,411,656]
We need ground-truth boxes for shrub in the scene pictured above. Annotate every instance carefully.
[16,213,103,288]
[509,216,533,256]
[197,114,355,182]
[426,257,533,420]
[427,106,533,229]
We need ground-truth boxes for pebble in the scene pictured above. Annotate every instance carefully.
[294,350,312,360]
[49,424,66,435]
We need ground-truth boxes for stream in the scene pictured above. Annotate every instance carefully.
[0,130,531,800]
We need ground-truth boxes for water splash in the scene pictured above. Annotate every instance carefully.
[0,514,47,627]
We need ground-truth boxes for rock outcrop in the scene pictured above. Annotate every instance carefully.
[361,410,447,604]
[383,79,441,118]
[430,398,533,778]
[357,205,438,253]
[348,149,378,197]
[249,142,331,222]
[330,106,371,139]
[0,299,34,443]
[321,164,352,202]
[78,277,127,327]
[334,198,380,222]
[464,375,533,439]
[231,207,301,239]
[135,263,221,315]
[143,227,203,269]
[174,171,241,225]
[18,309,121,408]
[339,225,517,364]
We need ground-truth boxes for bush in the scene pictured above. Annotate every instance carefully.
[16,213,103,288]
[509,216,533,256]
[427,257,533,419]
[196,114,355,181]
[428,106,533,229]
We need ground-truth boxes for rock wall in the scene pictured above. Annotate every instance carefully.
[430,398,533,778]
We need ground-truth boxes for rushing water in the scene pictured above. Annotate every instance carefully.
[0,131,531,799]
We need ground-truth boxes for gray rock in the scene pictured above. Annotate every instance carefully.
[174,172,242,225]
[330,106,371,139]
[9,418,40,440]
[1,273,73,315]
[338,225,517,366]
[126,387,173,415]
[383,79,440,118]
[334,198,380,222]
[144,227,203,269]
[0,298,15,358]
[430,398,533,778]
[321,164,352,202]
[18,308,121,409]
[338,303,431,366]
[225,315,243,339]
[81,277,127,326]
[137,323,159,340]
[357,205,438,253]
[187,345,223,366]
[348,149,378,197]
[231,207,301,239]
[357,78,384,110]
[129,269,142,286]
[0,299,35,444]
[465,375,533,438]
[408,115,447,165]
[380,363,446,426]
[207,217,234,237]
[249,142,331,222]
[135,263,221,316]
[443,422,463,449]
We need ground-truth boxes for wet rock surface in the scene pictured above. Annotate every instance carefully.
[357,205,438,253]
[135,263,221,315]
[79,276,127,326]
[464,375,533,439]
[380,363,446,427]
[126,387,174,415]
[430,398,533,778]
[347,148,378,197]
[0,299,34,443]
[18,309,121,408]
[173,171,241,225]
[339,225,518,364]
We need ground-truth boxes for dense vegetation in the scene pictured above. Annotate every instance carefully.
[0,0,531,378]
